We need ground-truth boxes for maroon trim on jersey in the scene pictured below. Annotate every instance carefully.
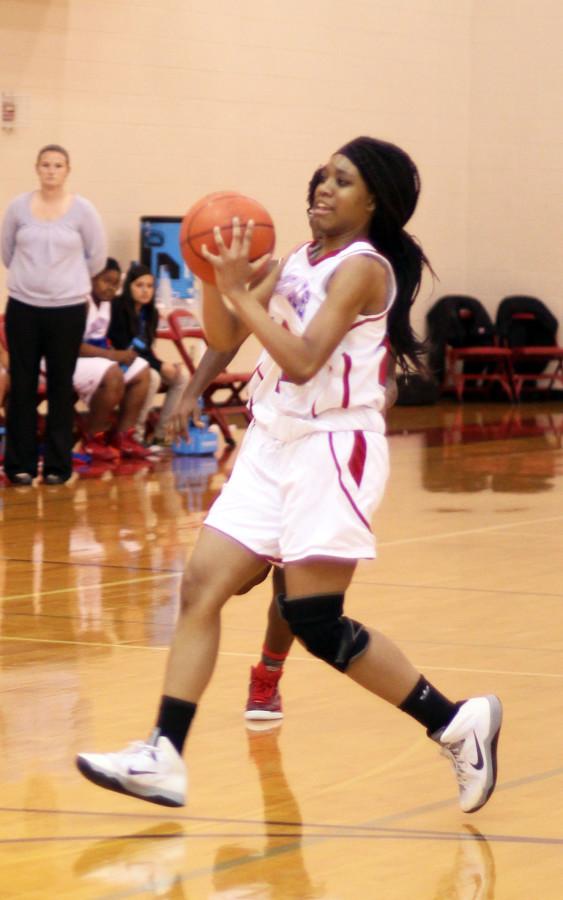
[287,241,310,258]
[348,431,367,487]
[328,433,371,530]
[342,352,352,408]
[306,241,380,268]
[348,314,388,330]
[306,243,340,266]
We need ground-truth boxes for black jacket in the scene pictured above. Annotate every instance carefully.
[108,299,162,373]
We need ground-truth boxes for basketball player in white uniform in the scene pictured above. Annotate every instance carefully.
[77,137,502,816]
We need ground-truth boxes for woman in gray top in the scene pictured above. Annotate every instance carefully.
[1,144,107,484]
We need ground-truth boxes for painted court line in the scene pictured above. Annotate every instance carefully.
[1,636,560,681]
[0,571,180,603]
[378,512,563,548]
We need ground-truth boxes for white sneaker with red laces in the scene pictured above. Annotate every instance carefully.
[433,695,503,813]
[76,734,187,807]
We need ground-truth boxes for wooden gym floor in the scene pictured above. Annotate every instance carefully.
[0,400,562,899]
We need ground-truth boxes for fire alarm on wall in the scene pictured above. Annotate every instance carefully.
[2,93,17,130]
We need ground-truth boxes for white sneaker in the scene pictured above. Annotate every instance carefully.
[433,695,503,813]
[76,734,187,807]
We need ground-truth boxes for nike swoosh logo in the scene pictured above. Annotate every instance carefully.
[470,732,484,770]
[127,767,156,775]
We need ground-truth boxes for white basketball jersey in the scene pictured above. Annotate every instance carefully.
[248,240,396,442]
[83,297,111,342]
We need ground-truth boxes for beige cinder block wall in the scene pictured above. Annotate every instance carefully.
[1,0,561,370]
[467,1,562,314]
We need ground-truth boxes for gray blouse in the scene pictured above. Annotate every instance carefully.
[1,192,107,307]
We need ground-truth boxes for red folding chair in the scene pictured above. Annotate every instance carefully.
[160,309,252,445]
[427,295,515,402]
[496,297,563,401]
[510,342,563,400]
[443,342,515,402]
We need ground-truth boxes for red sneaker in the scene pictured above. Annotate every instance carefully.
[81,432,120,462]
[244,662,284,720]
[112,428,151,459]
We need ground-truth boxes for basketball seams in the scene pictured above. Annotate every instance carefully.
[180,190,275,282]
[184,224,275,259]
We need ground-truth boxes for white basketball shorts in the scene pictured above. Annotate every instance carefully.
[204,421,389,563]
[73,356,148,406]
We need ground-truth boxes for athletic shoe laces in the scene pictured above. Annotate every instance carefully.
[121,740,160,773]
[440,738,471,787]
[250,669,280,704]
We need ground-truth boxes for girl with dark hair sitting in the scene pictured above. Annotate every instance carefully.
[108,263,188,447]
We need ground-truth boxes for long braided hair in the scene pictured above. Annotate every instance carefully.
[338,136,433,372]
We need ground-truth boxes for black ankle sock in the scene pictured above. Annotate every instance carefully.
[155,695,197,755]
[398,676,460,736]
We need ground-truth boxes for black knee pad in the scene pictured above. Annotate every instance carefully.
[277,592,369,673]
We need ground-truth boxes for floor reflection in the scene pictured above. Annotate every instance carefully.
[74,821,188,898]
[395,406,563,494]
[172,454,219,512]
[74,725,321,899]
[212,724,323,899]
[434,825,496,900]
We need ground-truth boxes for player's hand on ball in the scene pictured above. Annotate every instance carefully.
[201,218,272,297]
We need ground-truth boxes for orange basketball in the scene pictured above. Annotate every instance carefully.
[179,191,275,284]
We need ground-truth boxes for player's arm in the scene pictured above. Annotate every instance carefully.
[203,218,387,383]
[207,229,386,383]
[170,345,240,437]
[78,342,136,364]
[200,280,247,350]
[238,256,385,383]
[200,259,279,352]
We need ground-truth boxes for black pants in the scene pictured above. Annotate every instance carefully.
[4,298,87,481]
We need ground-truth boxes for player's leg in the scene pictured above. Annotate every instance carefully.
[281,558,502,813]
[77,422,283,806]
[245,567,293,721]
[76,526,268,806]
[278,431,502,814]
[75,359,123,461]
[112,358,151,457]
[86,364,124,432]
[133,366,161,443]
[152,362,189,443]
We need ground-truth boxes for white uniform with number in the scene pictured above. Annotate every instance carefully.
[73,297,148,406]
[205,240,395,562]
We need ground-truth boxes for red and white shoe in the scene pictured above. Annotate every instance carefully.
[112,428,151,459]
[244,662,284,720]
[81,432,120,462]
